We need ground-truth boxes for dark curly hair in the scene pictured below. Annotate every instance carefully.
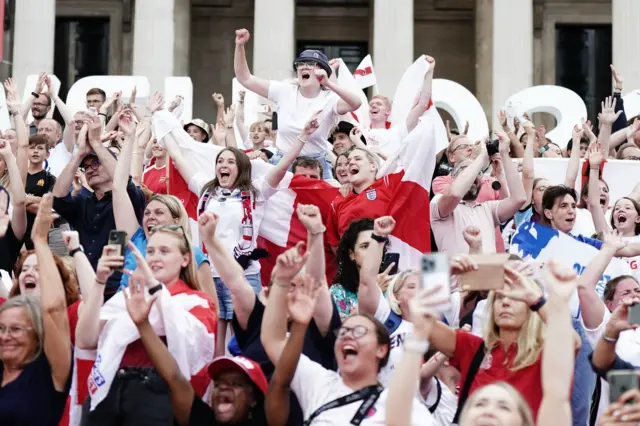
[333,218,389,293]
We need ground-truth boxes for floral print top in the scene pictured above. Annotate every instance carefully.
[330,284,358,319]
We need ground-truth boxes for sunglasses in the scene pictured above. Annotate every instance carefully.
[80,159,101,172]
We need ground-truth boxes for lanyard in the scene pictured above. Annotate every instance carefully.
[303,384,383,426]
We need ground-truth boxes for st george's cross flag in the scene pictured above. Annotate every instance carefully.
[354,54,377,89]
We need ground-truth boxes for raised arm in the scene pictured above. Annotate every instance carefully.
[537,261,577,426]
[577,234,622,329]
[520,121,536,204]
[223,106,238,148]
[260,244,309,365]
[437,142,489,218]
[198,212,256,329]
[52,125,89,198]
[495,132,527,223]
[236,92,249,143]
[131,121,152,184]
[86,116,117,179]
[386,287,448,426]
[597,96,622,158]
[44,75,73,124]
[358,216,392,315]
[234,29,270,98]
[20,73,45,119]
[112,110,139,242]
[266,275,319,426]
[587,143,609,234]
[212,93,226,128]
[62,231,96,299]
[265,111,320,189]
[5,92,29,186]
[75,245,122,349]
[297,204,333,335]
[405,56,435,133]
[591,298,639,373]
[319,71,362,116]
[0,140,26,240]
[564,124,584,188]
[125,277,194,426]
[32,194,72,391]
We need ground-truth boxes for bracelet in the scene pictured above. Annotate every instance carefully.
[309,225,326,235]
[529,295,547,312]
[297,136,307,144]
[98,112,107,117]
[603,333,618,343]
[273,280,290,288]
[149,283,163,295]
[371,234,388,244]
[404,337,430,354]
[69,246,84,257]
[95,278,107,286]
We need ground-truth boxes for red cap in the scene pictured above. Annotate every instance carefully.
[207,356,268,395]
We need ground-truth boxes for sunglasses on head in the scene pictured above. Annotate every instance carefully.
[149,224,187,240]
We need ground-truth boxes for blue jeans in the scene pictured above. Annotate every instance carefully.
[214,273,262,320]
[571,317,595,426]
[269,149,334,180]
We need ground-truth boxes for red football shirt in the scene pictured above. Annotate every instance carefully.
[142,164,168,195]
[449,330,544,422]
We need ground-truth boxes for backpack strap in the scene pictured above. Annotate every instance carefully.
[452,342,485,423]
[428,377,443,414]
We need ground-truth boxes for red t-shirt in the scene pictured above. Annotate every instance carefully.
[449,330,543,421]
[0,296,6,306]
[327,174,401,248]
[142,164,168,195]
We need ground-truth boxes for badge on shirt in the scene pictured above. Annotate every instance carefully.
[365,189,377,201]
[480,353,493,370]
[37,179,45,187]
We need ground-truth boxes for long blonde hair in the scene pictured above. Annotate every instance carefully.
[148,225,200,291]
[483,282,544,371]
[459,382,534,426]
[383,270,418,315]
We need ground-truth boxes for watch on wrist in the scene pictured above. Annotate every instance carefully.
[371,234,388,244]
[529,295,547,312]
[31,91,39,98]
[69,246,84,256]
[149,283,164,295]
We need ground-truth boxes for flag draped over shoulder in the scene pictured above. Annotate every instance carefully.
[153,111,340,283]
[510,222,631,319]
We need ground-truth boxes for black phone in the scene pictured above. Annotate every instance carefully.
[271,111,278,131]
[630,304,640,325]
[608,370,639,403]
[381,253,400,275]
[108,230,128,256]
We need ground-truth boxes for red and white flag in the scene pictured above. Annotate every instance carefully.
[354,55,377,89]
[257,174,340,285]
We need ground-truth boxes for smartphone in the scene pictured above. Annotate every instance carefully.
[459,254,510,291]
[629,304,640,325]
[421,253,451,313]
[608,371,639,403]
[271,111,278,131]
[381,253,400,275]
[108,230,128,256]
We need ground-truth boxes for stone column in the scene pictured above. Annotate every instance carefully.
[133,0,190,93]
[13,0,55,87]
[476,0,533,129]
[613,0,640,94]
[372,0,413,96]
[253,0,295,81]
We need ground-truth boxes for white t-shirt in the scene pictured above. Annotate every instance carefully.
[362,123,408,158]
[621,234,640,279]
[267,81,340,156]
[292,354,433,425]
[47,142,73,177]
[374,296,414,386]
[423,377,457,426]
[189,173,276,277]
[472,299,488,337]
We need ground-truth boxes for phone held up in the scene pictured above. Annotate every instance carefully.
[108,230,127,256]
[421,253,451,314]
[459,254,510,291]
[608,370,640,403]
[381,253,400,276]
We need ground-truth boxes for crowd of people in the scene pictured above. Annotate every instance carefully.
[1,27,640,426]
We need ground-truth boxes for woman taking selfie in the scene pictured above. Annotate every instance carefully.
[159,104,323,352]
[386,260,577,426]
[76,224,217,425]
[233,28,361,180]
[0,195,72,425]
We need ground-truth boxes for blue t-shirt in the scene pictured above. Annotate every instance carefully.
[119,226,209,288]
[569,233,604,250]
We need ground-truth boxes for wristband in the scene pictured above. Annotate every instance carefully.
[404,337,430,354]
[371,234,388,244]
[69,246,84,257]
[149,283,163,295]
[31,91,39,98]
[297,136,307,144]
[538,145,549,155]
[603,333,618,343]
[309,225,326,236]
[529,295,547,312]
[95,277,107,286]
[98,113,107,118]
